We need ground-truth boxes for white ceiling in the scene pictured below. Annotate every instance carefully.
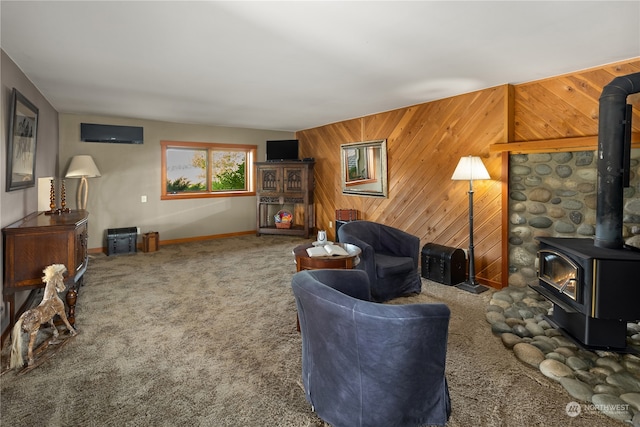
[2,1,639,132]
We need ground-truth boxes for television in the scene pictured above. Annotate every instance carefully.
[266,139,299,161]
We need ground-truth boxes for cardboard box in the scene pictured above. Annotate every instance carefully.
[142,232,159,252]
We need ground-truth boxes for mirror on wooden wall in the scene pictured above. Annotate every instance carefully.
[340,139,388,198]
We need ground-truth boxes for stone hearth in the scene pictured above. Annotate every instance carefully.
[507,149,640,288]
[487,285,640,425]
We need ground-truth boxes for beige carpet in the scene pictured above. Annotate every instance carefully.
[0,235,618,426]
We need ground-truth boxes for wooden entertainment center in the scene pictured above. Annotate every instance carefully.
[2,210,89,334]
[255,161,315,239]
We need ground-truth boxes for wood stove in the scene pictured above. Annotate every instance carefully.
[531,72,640,350]
[532,237,640,350]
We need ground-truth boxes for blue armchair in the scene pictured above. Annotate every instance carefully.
[338,220,422,302]
[292,269,451,427]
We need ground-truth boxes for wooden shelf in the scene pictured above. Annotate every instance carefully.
[490,132,640,154]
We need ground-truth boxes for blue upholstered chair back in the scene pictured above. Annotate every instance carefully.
[338,220,422,301]
[292,269,451,427]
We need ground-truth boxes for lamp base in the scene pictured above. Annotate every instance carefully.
[456,281,489,294]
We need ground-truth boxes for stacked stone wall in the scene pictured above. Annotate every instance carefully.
[508,148,640,287]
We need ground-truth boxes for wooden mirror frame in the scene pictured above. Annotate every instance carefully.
[340,139,388,198]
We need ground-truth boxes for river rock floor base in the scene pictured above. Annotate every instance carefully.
[488,285,640,425]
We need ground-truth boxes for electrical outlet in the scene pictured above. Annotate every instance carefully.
[141,195,147,203]
[329,221,333,228]
[137,227,141,235]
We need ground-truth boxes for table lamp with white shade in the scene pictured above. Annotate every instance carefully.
[65,155,101,210]
[451,155,490,294]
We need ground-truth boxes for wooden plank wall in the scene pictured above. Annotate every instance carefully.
[513,60,640,141]
[296,58,640,289]
[297,86,508,288]
[502,58,640,288]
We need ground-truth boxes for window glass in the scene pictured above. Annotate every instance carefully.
[166,148,207,192]
[161,141,256,199]
[211,150,246,191]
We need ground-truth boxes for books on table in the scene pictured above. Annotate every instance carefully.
[306,244,350,257]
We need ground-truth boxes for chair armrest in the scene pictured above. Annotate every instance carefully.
[337,233,377,283]
[352,301,450,368]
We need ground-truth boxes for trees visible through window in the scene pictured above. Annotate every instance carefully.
[161,141,256,199]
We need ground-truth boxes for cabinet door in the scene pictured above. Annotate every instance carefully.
[257,166,282,193]
[283,166,305,193]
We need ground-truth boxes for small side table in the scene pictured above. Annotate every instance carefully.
[292,242,361,272]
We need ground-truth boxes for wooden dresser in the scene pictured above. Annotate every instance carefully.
[2,210,89,330]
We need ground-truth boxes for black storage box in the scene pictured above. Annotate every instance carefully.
[106,227,138,256]
[335,221,348,242]
[421,243,466,285]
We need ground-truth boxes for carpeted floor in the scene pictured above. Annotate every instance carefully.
[0,235,619,426]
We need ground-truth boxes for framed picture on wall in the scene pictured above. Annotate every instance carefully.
[6,88,39,191]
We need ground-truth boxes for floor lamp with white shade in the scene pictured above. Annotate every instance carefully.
[65,155,101,210]
[451,155,490,294]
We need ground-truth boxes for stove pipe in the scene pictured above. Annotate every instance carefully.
[595,72,640,249]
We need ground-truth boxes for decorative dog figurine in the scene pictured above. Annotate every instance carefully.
[10,264,77,369]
